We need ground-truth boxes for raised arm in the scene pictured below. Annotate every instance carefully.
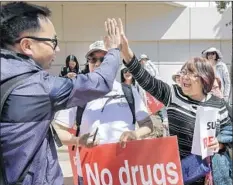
[50,50,120,111]
[48,18,121,111]
[123,56,171,105]
[114,18,171,105]
[66,48,120,108]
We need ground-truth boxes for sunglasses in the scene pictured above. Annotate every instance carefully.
[15,36,58,50]
[87,57,104,64]
[123,69,130,73]
[206,52,216,56]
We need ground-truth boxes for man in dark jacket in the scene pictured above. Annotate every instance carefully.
[0,2,120,185]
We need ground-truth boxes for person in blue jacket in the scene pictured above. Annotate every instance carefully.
[0,2,121,185]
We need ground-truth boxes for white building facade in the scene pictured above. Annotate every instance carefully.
[33,1,232,84]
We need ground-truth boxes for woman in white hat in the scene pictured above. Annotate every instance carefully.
[202,47,231,101]
[172,71,181,85]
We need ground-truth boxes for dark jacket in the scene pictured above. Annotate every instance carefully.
[0,48,120,185]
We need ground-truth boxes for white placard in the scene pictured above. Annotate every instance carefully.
[191,106,219,159]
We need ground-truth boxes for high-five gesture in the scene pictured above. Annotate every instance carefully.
[104,18,121,50]
[104,18,134,63]
[117,18,134,63]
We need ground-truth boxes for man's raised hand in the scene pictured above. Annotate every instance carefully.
[104,18,121,50]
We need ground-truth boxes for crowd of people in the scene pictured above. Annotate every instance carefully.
[0,2,232,185]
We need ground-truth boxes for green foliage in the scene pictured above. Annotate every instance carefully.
[215,1,231,13]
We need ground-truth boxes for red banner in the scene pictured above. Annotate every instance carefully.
[80,136,183,185]
[68,128,78,185]
[146,92,164,114]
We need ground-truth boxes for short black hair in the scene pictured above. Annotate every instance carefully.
[1,2,51,48]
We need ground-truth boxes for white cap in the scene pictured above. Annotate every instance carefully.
[138,54,149,61]
[172,71,180,82]
[85,40,107,58]
[202,47,223,59]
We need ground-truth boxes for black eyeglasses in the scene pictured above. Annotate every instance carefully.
[15,36,58,50]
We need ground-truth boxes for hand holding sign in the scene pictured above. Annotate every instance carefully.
[79,128,99,148]
[80,137,184,185]
[119,130,138,148]
[207,138,221,153]
[191,107,219,159]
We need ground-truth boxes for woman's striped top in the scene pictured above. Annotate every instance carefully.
[124,55,231,159]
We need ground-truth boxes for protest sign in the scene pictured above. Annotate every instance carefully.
[191,107,219,159]
[80,136,183,185]
[146,92,164,114]
[68,128,78,185]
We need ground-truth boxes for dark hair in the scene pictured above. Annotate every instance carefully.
[120,68,135,85]
[181,57,215,94]
[66,54,79,67]
[1,2,51,48]
[65,54,79,73]
[81,61,90,74]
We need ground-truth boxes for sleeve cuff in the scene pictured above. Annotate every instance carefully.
[123,54,137,67]
[108,48,120,52]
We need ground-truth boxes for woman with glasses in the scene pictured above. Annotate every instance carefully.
[59,54,80,78]
[123,54,232,185]
[172,71,181,86]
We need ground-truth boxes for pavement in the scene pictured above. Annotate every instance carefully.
[57,146,74,185]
